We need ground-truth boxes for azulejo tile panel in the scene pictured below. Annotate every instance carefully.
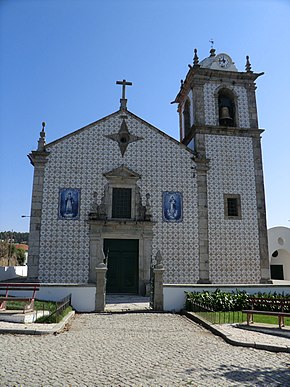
[39,112,199,284]
[206,134,260,283]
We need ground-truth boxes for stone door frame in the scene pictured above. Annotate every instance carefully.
[88,220,154,295]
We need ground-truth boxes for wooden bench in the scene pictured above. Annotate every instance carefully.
[243,297,290,329]
[0,283,40,313]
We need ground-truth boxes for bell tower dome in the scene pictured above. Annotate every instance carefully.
[172,48,271,284]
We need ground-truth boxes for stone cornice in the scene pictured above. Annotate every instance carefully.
[87,218,155,226]
[184,125,264,140]
[173,67,264,105]
[28,150,49,166]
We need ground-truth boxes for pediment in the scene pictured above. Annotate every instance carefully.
[103,164,140,182]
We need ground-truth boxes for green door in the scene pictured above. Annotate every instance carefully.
[104,239,139,294]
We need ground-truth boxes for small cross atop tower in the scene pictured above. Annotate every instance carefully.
[116,79,132,110]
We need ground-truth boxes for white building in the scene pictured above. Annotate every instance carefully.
[268,227,290,281]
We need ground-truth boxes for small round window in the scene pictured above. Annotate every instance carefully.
[272,250,278,258]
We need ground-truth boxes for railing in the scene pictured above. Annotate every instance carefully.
[149,261,154,309]
[188,301,245,325]
[41,294,72,323]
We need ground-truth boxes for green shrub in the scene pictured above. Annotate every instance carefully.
[7,299,57,312]
[35,306,73,324]
[185,290,290,312]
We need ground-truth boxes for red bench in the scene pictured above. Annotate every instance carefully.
[0,283,40,313]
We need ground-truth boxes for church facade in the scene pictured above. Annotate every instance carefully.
[27,49,271,294]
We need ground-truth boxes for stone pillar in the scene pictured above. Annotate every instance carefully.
[88,225,103,283]
[195,133,211,284]
[192,81,206,126]
[142,229,154,295]
[153,252,165,311]
[95,262,107,312]
[246,81,271,283]
[252,135,272,283]
[27,150,48,280]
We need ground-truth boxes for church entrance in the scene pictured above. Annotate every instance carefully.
[104,239,139,294]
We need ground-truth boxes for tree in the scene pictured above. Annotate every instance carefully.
[0,231,29,244]
[0,241,25,266]
[0,241,8,260]
[15,248,26,265]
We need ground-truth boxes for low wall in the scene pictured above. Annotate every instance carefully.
[0,266,27,281]
[38,284,96,312]
[163,284,290,312]
[5,281,289,313]
[0,284,96,312]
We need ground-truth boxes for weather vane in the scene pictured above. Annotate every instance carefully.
[209,39,214,49]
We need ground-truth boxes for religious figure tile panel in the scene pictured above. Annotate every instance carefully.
[162,192,183,222]
[58,188,80,220]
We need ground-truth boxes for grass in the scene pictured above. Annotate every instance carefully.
[5,299,73,324]
[35,306,73,324]
[6,299,57,312]
[196,311,290,326]
[247,314,290,326]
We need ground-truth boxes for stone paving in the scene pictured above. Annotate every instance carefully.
[1,313,290,386]
[217,323,290,348]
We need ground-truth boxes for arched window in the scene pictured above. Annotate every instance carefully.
[218,89,236,127]
[183,99,191,136]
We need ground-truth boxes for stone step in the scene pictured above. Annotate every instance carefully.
[105,295,151,312]
[0,310,49,323]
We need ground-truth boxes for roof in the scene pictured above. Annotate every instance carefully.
[15,244,29,251]
[43,109,193,154]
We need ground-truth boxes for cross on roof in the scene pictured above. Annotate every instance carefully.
[116,79,132,110]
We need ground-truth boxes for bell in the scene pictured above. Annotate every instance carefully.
[220,106,232,120]
[219,106,232,126]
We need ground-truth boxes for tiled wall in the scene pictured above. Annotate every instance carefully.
[39,112,200,284]
[206,135,260,283]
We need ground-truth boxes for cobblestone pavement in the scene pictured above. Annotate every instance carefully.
[217,323,290,347]
[1,313,290,386]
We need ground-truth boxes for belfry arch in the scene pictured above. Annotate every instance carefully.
[217,88,237,127]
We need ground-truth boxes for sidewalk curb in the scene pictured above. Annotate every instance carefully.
[182,311,290,353]
[0,311,75,335]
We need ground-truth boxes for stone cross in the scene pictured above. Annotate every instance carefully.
[116,79,132,110]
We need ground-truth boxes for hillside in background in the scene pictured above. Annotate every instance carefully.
[0,231,29,244]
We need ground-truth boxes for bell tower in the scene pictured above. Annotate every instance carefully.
[173,48,271,284]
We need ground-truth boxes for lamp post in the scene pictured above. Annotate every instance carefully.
[8,230,13,266]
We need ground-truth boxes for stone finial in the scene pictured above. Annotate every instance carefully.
[37,121,46,151]
[155,250,163,269]
[180,79,184,89]
[89,192,107,220]
[193,48,199,66]
[145,193,152,220]
[245,55,252,73]
[91,191,98,212]
[210,48,216,57]
[97,249,107,267]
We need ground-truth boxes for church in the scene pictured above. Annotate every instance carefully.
[27,48,271,296]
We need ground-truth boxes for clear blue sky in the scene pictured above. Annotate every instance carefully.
[0,0,289,232]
